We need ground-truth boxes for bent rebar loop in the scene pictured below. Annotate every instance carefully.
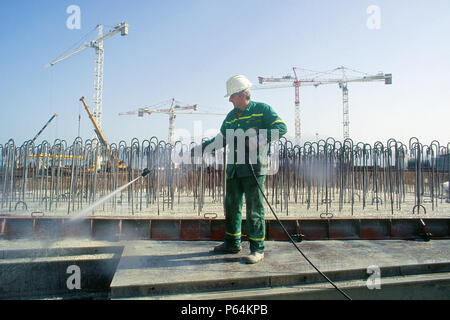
[361,143,372,209]
[6,140,17,212]
[386,138,401,215]
[398,142,408,201]
[291,145,302,204]
[178,142,190,193]
[48,139,61,210]
[129,138,141,213]
[139,139,153,209]
[312,141,325,212]
[371,141,384,210]
[408,136,422,199]
[74,137,84,195]
[303,142,315,210]
[65,141,74,211]
[0,143,3,209]
[447,143,450,203]
[37,140,50,210]
[334,141,346,212]
[167,141,177,210]
[423,141,439,210]
[155,140,169,212]
[1,141,15,211]
[117,140,128,191]
[413,143,427,215]
[353,142,365,203]
[147,140,158,205]
[283,140,294,214]
[429,140,442,207]
[395,140,408,209]
[344,138,355,214]
[18,140,35,206]
[409,140,426,214]
[172,140,185,205]
[325,137,337,191]
[322,140,336,214]
[435,145,448,203]
[91,139,102,208]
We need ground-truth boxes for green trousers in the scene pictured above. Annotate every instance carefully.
[224,175,266,253]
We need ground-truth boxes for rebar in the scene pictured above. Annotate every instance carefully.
[0,136,448,218]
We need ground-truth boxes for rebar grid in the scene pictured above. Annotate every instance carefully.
[0,137,448,218]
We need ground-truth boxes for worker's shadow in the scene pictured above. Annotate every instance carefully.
[118,250,246,270]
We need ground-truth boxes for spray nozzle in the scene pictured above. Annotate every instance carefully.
[141,168,150,177]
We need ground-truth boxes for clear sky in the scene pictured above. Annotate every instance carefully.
[0,0,449,148]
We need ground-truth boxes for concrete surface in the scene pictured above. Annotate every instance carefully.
[0,239,122,299]
[110,239,450,299]
[1,238,449,299]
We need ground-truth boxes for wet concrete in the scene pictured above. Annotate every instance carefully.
[0,239,123,299]
[109,239,450,299]
[1,238,449,299]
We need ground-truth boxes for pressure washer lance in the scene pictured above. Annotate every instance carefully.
[248,162,352,301]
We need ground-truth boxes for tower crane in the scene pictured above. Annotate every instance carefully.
[254,66,392,142]
[119,98,226,145]
[257,67,315,144]
[45,22,129,131]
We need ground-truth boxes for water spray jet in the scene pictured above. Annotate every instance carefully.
[69,168,150,221]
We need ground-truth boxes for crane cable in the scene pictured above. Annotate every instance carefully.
[248,162,353,300]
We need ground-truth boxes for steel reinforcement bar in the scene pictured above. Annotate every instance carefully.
[0,136,449,218]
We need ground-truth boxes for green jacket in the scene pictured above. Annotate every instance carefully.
[201,100,287,179]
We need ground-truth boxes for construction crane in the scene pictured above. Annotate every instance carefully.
[254,66,392,142]
[45,22,129,131]
[30,113,58,144]
[80,97,124,168]
[119,98,226,145]
[256,67,314,144]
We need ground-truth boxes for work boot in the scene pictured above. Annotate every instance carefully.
[245,252,264,264]
[213,242,241,254]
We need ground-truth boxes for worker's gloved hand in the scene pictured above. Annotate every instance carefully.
[248,134,267,151]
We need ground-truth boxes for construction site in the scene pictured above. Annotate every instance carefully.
[1,8,450,303]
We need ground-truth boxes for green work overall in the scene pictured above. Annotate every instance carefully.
[201,100,287,253]
[225,175,266,253]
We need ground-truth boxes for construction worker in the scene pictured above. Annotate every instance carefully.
[192,75,287,264]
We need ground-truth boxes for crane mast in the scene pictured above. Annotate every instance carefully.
[340,82,350,139]
[293,67,301,144]
[93,25,105,129]
[168,98,176,145]
[45,22,128,132]
[257,67,314,144]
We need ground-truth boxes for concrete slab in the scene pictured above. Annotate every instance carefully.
[1,238,448,299]
[0,239,123,299]
[110,239,450,299]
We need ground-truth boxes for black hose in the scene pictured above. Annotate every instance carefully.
[248,163,352,300]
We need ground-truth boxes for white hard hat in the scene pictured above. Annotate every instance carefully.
[225,75,252,98]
